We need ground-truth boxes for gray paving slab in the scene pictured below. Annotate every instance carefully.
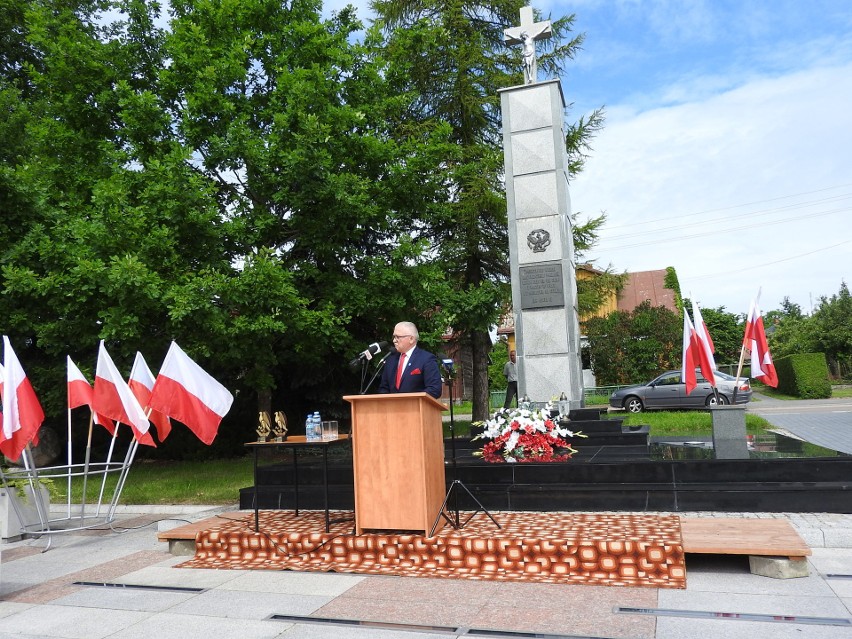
[272,624,457,639]
[0,603,152,639]
[655,617,852,639]
[6,501,852,639]
[808,548,852,575]
[657,589,851,618]
[167,588,333,619]
[825,578,852,599]
[683,555,830,596]
[0,600,32,618]
[114,564,244,589]
[221,570,365,596]
[104,611,285,639]
[50,586,196,612]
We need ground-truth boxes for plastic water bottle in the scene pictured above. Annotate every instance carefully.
[311,411,321,441]
[305,413,315,441]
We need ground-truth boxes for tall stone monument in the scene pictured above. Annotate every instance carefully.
[500,6,583,407]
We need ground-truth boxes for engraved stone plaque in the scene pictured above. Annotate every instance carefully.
[519,263,564,309]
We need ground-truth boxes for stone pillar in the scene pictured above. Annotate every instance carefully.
[710,405,749,459]
[499,79,583,407]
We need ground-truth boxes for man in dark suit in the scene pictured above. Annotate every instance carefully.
[378,321,443,399]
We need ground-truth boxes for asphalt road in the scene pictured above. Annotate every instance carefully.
[747,393,852,454]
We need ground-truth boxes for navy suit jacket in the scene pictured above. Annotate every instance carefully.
[378,347,443,399]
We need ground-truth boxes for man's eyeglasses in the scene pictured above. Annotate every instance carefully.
[392,335,413,341]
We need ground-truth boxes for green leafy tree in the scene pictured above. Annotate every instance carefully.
[585,301,681,385]
[807,282,852,379]
[372,0,604,419]
[768,296,819,364]
[0,0,455,456]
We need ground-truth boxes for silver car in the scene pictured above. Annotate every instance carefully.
[609,370,752,413]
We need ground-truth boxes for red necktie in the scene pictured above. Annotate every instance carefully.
[395,352,406,390]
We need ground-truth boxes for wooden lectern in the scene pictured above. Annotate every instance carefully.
[343,393,446,535]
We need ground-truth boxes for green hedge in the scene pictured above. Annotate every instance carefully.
[774,353,832,398]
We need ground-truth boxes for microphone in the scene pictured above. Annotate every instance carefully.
[349,341,390,367]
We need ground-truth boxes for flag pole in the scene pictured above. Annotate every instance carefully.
[66,405,73,518]
[95,424,120,517]
[108,436,139,521]
[734,290,760,403]
[732,343,748,404]
[21,444,52,540]
[79,414,95,521]
[107,407,155,519]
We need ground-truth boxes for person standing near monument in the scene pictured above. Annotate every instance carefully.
[503,350,518,409]
[378,321,443,399]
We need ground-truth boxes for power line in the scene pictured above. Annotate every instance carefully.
[601,193,852,242]
[687,239,852,281]
[599,205,848,250]
[603,182,852,231]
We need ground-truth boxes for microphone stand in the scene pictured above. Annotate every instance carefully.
[429,362,500,536]
[359,352,391,394]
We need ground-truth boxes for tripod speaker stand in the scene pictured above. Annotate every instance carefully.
[429,359,501,537]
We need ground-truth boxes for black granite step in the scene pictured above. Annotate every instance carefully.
[240,453,852,513]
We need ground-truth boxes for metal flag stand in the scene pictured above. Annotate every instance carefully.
[1,423,140,551]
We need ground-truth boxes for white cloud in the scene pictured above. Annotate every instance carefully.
[570,61,852,313]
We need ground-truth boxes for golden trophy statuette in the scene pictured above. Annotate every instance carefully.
[273,411,289,442]
[256,411,272,442]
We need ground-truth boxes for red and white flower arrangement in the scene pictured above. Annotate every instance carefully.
[472,403,584,463]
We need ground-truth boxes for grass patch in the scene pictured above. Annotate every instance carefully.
[54,457,255,505]
[584,394,610,406]
[621,411,772,436]
[444,420,473,438]
[752,386,801,400]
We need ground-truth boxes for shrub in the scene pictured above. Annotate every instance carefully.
[775,353,831,398]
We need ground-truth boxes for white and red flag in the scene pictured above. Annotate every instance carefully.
[1,336,45,462]
[148,341,234,445]
[681,312,716,395]
[691,300,717,386]
[67,356,94,409]
[93,342,156,447]
[743,298,779,387]
[128,352,172,442]
[67,356,116,434]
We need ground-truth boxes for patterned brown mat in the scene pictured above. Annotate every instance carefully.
[180,511,685,589]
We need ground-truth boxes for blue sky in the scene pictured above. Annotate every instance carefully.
[549,0,852,314]
[341,2,851,313]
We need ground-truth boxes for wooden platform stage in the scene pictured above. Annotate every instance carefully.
[679,517,811,560]
[162,510,689,588]
[159,511,809,589]
[159,510,811,588]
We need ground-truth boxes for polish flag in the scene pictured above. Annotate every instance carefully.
[68,356,94,409]
[128,352,172,442]
[743,298,779,387]
[93,342,156,447]
[1,336,45,462]
[681,312,716,395]
[67,356,115,434]
[691,300,717,386]
[148,342,234,445]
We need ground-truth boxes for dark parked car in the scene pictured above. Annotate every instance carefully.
[609,370,752,413]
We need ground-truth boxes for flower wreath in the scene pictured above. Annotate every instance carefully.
[472,403,584,463]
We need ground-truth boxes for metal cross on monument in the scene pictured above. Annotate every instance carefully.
[503,6,552,85]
